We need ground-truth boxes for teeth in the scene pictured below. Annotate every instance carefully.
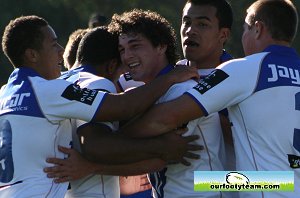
[129,63,140,68]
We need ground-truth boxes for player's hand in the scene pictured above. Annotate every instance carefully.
[166,65,199,84]
[159,127,203,166]
[120,174,152,195]
[44,146,94,183]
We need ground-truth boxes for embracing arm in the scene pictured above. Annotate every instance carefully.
[79,123,200,164]
[121,94,204,137]
[93,66,199,122]
[44,146,165,183]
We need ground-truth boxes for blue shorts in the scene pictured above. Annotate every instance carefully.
[120,189,152,198]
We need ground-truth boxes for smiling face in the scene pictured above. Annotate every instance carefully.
[36,25,64,79]
[118,33,167,83]
[181,3,227,68]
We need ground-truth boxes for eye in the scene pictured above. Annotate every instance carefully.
[198,22,208,27]
[119,48,125,54]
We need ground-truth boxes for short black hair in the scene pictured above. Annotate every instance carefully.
[88,13,108,28]
[63,28,89,69]
[2,15,48,67]
[76,26,120,66]
[185,0,233,29]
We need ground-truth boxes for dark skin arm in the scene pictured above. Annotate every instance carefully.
[77,123,201,165]
[121,94,204,137]
[44,146,166,183]
[93,66,199,122]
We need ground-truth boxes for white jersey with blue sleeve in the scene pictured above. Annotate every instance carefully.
[61,66,120,198]
[117,72,144,92]
[0,67,106,198]
[186,45,300,198]
[150,65,227,198]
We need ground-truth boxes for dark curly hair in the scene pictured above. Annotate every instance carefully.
[2,15,48,68]
[109,9,179,65]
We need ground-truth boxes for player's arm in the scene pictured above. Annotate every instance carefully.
[44,146,165,183]
[93,66,199,122]
[78,123,201,164]
[121,94,204,137]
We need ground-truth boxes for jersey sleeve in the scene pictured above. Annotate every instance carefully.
[75,75,119,131]
[157,80,196,104]
[29,76,107,123]
[186,54,267,115]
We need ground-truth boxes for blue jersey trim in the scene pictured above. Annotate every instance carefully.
[91,92,108,122]
[184,92,208,116]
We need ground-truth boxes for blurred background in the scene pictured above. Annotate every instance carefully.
[0,0,299,86]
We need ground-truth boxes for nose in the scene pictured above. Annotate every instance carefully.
[185,23,197,37]
[122,48,134,64]
[58,44,64,57]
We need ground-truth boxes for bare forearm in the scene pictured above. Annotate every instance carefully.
[93,66,199,122]
[122,95,202,137]
[79,124,166,164]
[95,74,174,122]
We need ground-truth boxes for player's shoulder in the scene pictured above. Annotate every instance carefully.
[176,59,188,66]
[218,52,269,71]
[118,72,144,91]
[79,72,116,93]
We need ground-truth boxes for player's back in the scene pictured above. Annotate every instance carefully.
[62,65,120,198]
[229,46,300,197]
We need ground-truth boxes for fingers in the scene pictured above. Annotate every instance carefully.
[184,152,200,159]
[46,157,65,165]
[54,177,71,183]
[183,135,199,142]
[180,159,191,166]
[58,145,72,155]
[187,144,204,151]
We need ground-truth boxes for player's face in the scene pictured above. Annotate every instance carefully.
[242,13,257,56]
[181,3,227,67]
[118,33,164,83]
[36,25,64,80]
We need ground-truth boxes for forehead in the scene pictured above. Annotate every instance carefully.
[183,3,217,21]
[40,25,57,42]
[118,33,146,45]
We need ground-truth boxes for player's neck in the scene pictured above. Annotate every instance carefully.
[189,58,221,70]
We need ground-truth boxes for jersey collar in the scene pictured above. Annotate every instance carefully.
[156,64,174,78]
[263,45,299,58]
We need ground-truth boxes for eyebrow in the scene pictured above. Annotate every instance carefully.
[183,16,211,21]
[118,38,142,47]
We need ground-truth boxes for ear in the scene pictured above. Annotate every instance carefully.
[107,59,119,75]
[157,44,167,56]
[219,28,231,45]
[24,48,39,63]
[254,21,264,39]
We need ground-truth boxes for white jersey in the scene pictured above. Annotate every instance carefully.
[0,67,106,198]
[150,65,227,198]
[187,45,300,198]
[60,66,120,198]
[117,72,144,92]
